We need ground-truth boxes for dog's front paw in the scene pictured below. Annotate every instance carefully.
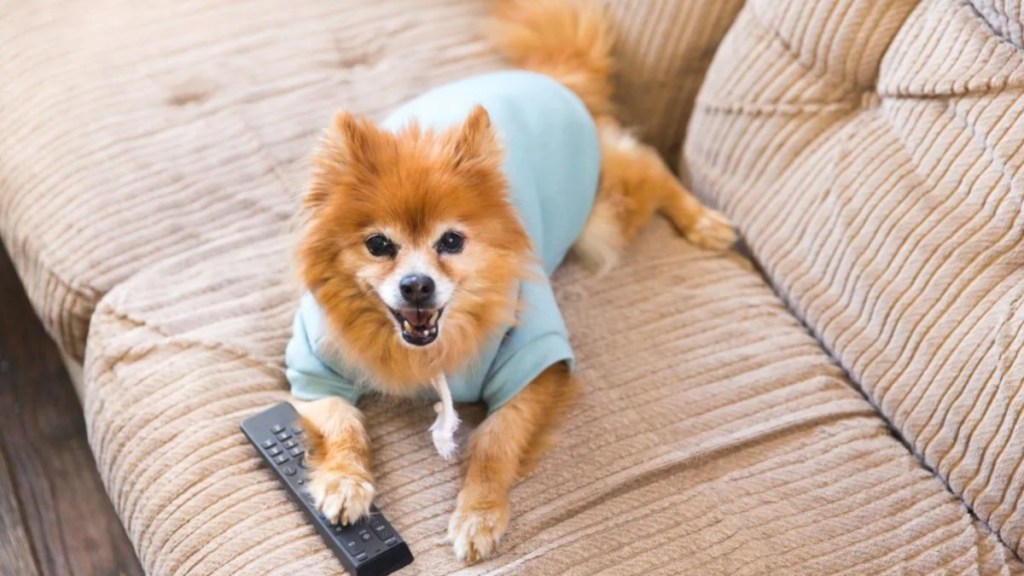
[447,495,509,563]
[684,209,736,251]
[307,464,375,525]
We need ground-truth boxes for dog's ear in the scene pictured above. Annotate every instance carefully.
[328,111,383,177]
[452,105,500,168]
[306,111,380,210]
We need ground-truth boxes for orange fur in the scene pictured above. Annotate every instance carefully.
[299,107,531,393]
[492,0,736,272]
[448,363,578,562]
[295,0,736,562]
[489,0,614,116]
[577,118,736,272]
[295,397,375,525]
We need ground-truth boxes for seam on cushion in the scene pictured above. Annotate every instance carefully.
[878,3,1024,98]
[86,300,283,380]
[693,100,858,117]
[881,85,1024,100]
[965,0,1024,53]
[84,301,287,464]
[745,2,876,100]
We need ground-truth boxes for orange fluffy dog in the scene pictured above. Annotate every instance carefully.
[290,0,735,563]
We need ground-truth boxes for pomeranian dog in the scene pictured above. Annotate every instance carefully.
[286,0,735,563]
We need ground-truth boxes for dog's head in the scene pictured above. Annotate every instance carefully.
[299,106,531,387]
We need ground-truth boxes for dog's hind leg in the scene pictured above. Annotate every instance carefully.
[659,171,737,252]
[572,117,736,273]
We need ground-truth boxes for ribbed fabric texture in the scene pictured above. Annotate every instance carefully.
[601,0,745,161]
[687,0,1024,560]
[83,223,1019,575]
[0,0,738,363]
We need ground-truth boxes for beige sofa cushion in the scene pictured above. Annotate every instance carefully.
[0,0,743,363]
[602,0,745,160]
[686,0,1024,558]
[83,223,1017,575]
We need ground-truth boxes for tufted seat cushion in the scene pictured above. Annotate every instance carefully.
[0,0,744,364]
[82,223,1018,575]
[687,0,1024,558]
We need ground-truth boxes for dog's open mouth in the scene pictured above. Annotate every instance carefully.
[389,306,443,346]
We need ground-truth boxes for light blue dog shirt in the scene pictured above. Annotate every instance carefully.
[286,71,600,412]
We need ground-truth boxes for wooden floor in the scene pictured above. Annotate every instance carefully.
[0,247,144,576]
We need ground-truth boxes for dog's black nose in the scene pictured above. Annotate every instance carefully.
[400,274,435,305]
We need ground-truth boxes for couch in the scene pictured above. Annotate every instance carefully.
[2,0,1023,574]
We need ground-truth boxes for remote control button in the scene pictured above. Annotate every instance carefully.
[359,531,372,542]
[267,447,282,456]
[299,457,307,469]
[284,439,297,449]
[282,466,296,476]
[291,426,304,435]
[271,424,285,433]
[276,432,292,441]
[289,448,303,458]
[334,525,344,533]
[370,519,393,540]
[274,454,289,464]
[297,479,304,485]
[385,537,398,547]
[343,538,360,550]
[355,552,368,562]
[260,439,275,448]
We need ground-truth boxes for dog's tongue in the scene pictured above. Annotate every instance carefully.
[399,308,432,326]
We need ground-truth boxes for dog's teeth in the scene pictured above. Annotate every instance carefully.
[430,310,439,324]
[403,320,412,332]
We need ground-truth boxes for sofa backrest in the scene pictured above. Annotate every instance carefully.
[686,0,1024,555]
[0,0,744,364]
[603,0,745,161]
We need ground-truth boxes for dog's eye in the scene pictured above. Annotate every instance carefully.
[365,234,396,258]
[436,231,465,254]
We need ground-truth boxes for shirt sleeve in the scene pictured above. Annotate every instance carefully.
[285,292,362,405]
[481,278,574,412]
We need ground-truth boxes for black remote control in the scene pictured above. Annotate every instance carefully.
[240,402,414,576]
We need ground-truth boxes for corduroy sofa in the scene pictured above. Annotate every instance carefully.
[3,0,1024,574]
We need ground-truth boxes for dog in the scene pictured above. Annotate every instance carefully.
[287,0,735,563]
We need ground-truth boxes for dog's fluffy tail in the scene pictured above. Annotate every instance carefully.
[489,0,614,117]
